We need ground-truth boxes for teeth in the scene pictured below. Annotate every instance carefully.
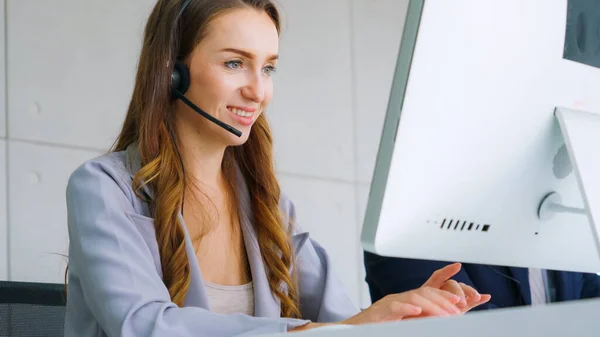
[231,108,253,118]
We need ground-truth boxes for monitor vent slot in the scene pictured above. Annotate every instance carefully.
[437,218,490,232]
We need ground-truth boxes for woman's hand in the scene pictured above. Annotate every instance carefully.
[414,262,492,316]
[341,263,491,325]
[290,263,491,332]
[435,263,492,313]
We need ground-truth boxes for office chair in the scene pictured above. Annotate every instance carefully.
[0,280,67,337]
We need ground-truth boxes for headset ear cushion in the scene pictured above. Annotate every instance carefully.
[171,60,191,98]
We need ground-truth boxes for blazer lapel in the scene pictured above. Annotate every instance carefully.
[548,270,572,302]
[125,142,154,200]
[509,267,532,305]
[291,232,309,258]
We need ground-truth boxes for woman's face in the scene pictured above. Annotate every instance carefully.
[177,8,279,147]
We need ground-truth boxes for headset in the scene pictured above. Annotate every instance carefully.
[170,0,242,137]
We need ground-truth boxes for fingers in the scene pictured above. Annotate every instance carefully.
[440,281,484,309]
[419,287,462,316]
[441,280,467,308]
[459,282,481,301]
[393,288,461,317]
[463,294,492,313]
[453,282,485,312]
[422,263,462,288]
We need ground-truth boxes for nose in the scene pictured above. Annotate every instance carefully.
[241,71,266,103]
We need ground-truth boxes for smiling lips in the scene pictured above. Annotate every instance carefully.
[227,106,257,126]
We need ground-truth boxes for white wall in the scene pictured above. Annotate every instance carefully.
[1,0,7,281]
[0,0,408,309]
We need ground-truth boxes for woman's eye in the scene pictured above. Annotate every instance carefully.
[263,65,277,76]
[225,60,242,70]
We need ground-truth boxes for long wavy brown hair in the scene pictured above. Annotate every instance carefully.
[112,0,300,318]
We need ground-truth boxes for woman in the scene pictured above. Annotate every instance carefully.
[63,0,491,336]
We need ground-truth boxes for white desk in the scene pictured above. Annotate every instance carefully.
[262,298,600,337]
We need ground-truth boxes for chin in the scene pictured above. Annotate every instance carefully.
[228,135,250,147]
[224,126,252,147]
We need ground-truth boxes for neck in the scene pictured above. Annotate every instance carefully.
[174,119,228,192]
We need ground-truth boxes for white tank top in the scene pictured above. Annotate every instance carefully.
[205,281,255,316]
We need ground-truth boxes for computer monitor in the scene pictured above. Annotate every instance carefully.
[361,0,600,273]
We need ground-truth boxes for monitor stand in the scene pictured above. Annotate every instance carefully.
[537,107,600,258]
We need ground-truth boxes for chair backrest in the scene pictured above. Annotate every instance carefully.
[0,281,67,337]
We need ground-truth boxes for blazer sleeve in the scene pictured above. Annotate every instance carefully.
[65,160,311,337]
[279,196,360,322]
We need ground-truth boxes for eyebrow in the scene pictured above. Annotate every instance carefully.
[220,48,279,61]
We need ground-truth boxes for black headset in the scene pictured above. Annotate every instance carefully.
[169,0,242,137]
[171,60,191,99]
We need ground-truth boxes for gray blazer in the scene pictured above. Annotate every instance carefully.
[63,143,359,337]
